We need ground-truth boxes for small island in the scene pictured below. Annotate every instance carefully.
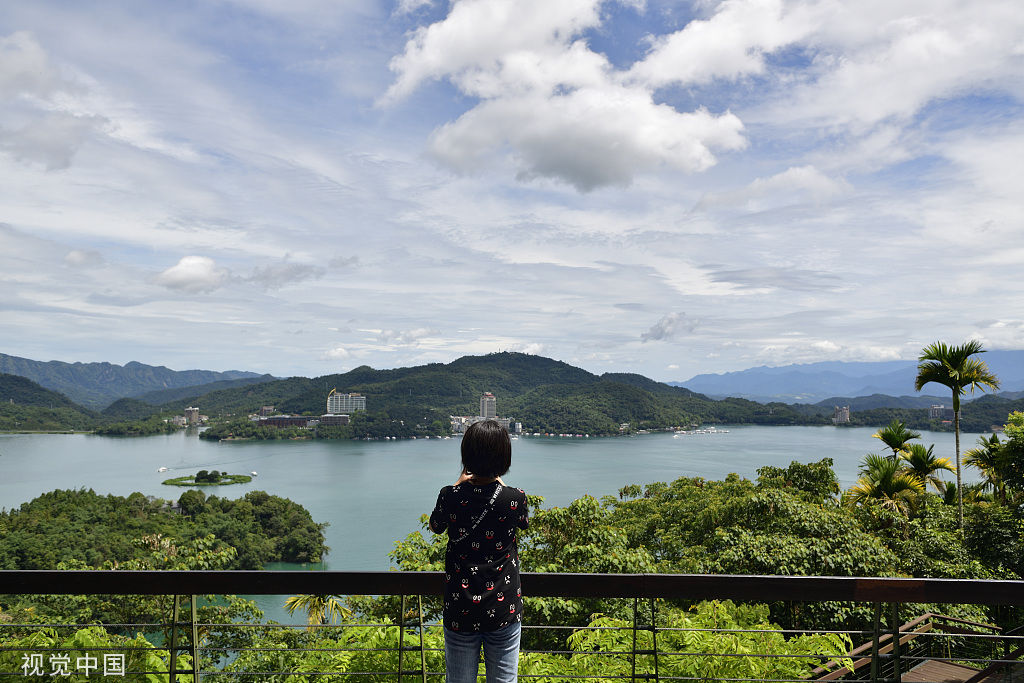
[163,469,252,486]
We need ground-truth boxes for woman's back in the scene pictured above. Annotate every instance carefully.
[430,481,529,632]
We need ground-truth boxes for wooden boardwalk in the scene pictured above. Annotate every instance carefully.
[903,660,1002,683]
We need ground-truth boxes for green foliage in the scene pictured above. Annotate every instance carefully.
[0,374,97,431]
[900,443,954,493]
[0,402,98,432]
[221,600,850,683]
[521,601,853,683]
[0,373,82,408]
[163,470,252,486]
[756,458,840,503]
[0,625,186,683]
[199,419,310,441]
[872,419,921,458]
[0,488,326,570]
[1001,411,1024,494]
[843,454,925,517]
[94,416,179,436]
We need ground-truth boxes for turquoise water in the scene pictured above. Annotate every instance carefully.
[0,426,985,621]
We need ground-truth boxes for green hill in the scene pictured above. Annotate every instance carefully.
[131,374,277,406]
[163,353,824,436]
[0,374,99,431]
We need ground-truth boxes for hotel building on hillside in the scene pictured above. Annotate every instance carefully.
[480,392,496,419]
[327,389,366,413]
[832,405,850,424]
[450,392,518,434]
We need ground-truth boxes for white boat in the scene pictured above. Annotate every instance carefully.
[157,466,168,472]
[250,471,258,476]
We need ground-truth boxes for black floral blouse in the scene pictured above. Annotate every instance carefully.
[429,481,529,632]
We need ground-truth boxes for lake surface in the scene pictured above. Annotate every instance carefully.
[0,426,985,621]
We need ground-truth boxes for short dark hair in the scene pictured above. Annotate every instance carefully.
[461,420,511,477]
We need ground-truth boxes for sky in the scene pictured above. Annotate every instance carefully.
[2,0,1023,383]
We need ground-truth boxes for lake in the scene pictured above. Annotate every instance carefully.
[0,426,986,621]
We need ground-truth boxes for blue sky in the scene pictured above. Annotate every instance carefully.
[1,0,1022,382]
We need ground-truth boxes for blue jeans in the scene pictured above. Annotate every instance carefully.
[443,621,521,683]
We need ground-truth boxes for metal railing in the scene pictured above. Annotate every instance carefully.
[2,571,1023,682]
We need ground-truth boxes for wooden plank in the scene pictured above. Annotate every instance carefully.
[903,660,983,683]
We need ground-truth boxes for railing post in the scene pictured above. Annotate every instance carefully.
[169,595,180,683]
[631,597,639,683]
[870,602,882,683]
[890,603,901,683]
[191,594,201,683]
[399,595,407,683]
[650,597,659,683]
[418,595,427,683]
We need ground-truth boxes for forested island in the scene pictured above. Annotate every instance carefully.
[162,470,253,486]
[0,488,326,570]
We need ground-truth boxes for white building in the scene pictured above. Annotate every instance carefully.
[327,389,366,413]
[480,392,496,419]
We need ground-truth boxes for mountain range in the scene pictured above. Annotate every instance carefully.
[4,351,1024,435]
[0,353,271,409]
[673,350,1024,404]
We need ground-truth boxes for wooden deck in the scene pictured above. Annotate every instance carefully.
[903,660,999,683]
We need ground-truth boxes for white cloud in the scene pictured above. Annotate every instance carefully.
[64,249,104,268]
[0,31,69,99]
[386,0,748,191]
[154,256,229,293]
[696,165,849,210]
[394,0,434,15]
[430,90,746,192]
[384,0,607,101]
[628,0,817,87]
[507,342,546,355]
[0,112,98,170]
[323,346,351,359]
[247,259,325,289]
[970,320,1024,350]
[641,312,697,342]
[376,327,441,346]
[757,0,1024,129]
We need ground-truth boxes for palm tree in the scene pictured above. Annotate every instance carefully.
[844,453,925,517]
[284,594,351,628]
[964,433,1006,503]
[914,340,1000,529]
[900,443,954,493]
[872,419,921,459]
[941,480,992,506]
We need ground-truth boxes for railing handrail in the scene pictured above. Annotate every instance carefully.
[2,570,1024,605]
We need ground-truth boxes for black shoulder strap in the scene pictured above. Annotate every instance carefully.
[449,484,502,546]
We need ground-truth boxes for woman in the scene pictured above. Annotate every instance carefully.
[429,419,529,683]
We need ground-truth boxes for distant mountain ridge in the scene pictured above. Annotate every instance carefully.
[672,350,1024,403]
[0,353,269,409]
